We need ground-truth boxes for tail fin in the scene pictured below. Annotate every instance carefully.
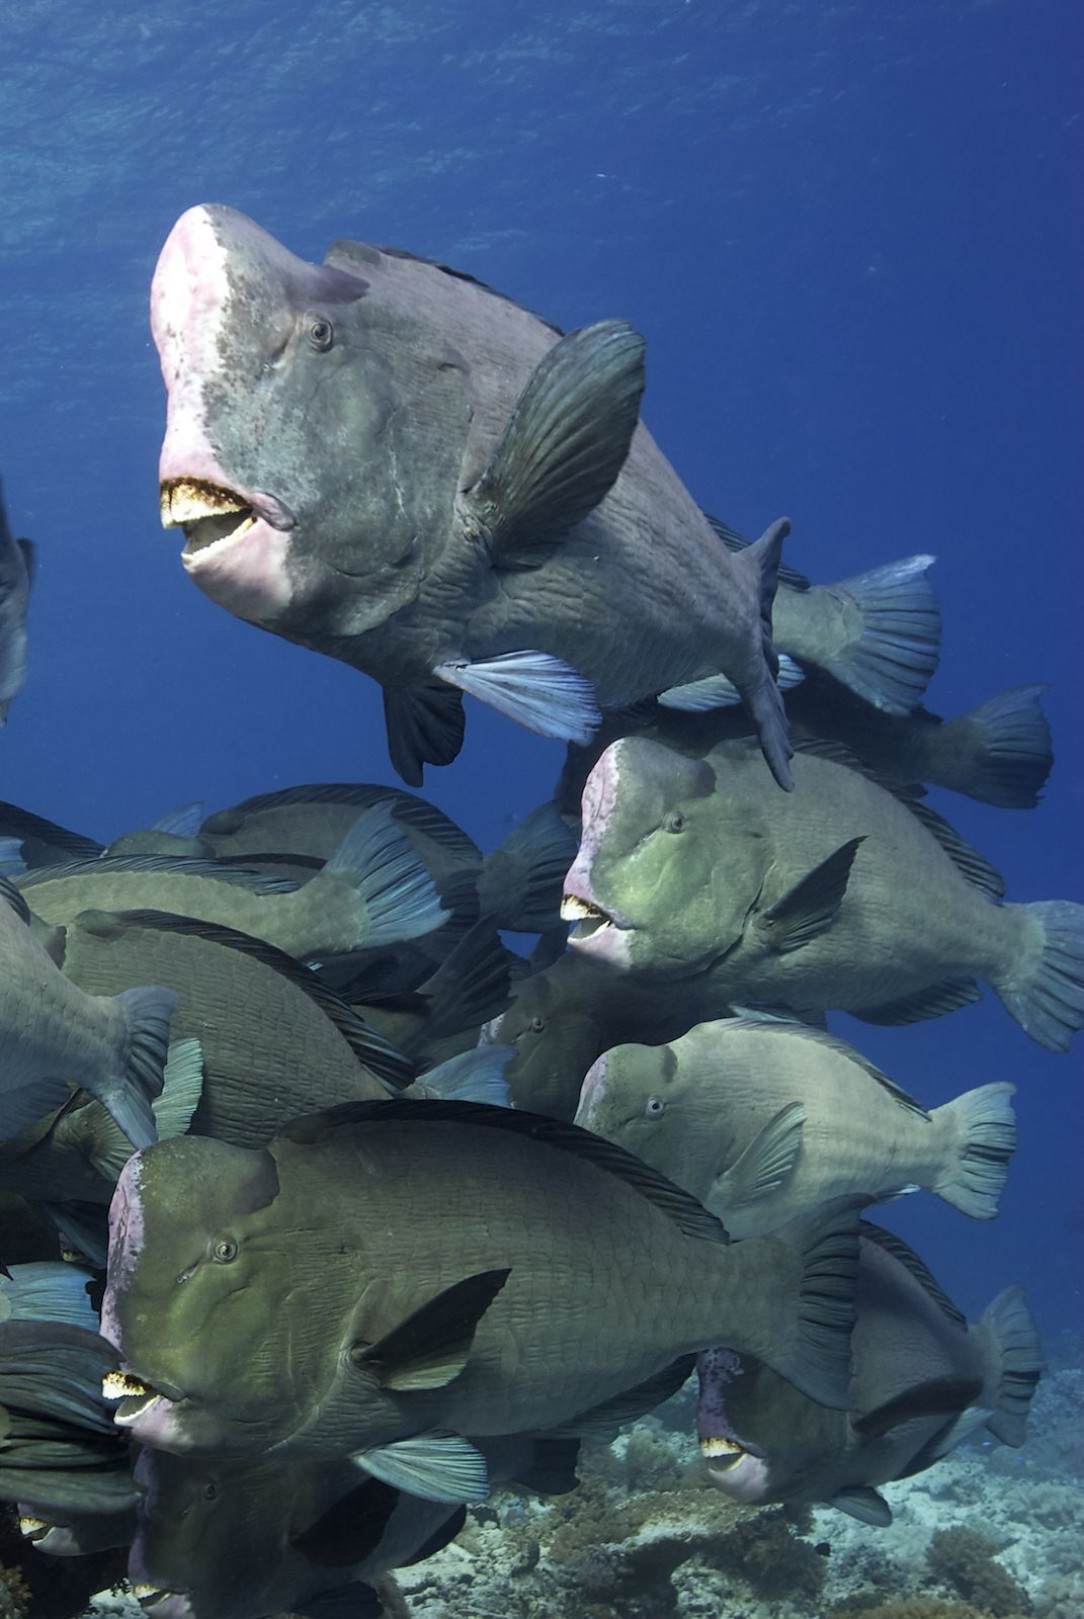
[477,801,578,932]
[978,1286,1044,1446]
[96,985,178,1150]
[739,517,794,791]
[942,684,1053,809]
[321,803,448,949]
[821,554,941,715]
[930,1082,1016,1220]
[997,900,1084,1052]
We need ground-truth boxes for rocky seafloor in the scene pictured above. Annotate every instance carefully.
[4,1341,1081,1619]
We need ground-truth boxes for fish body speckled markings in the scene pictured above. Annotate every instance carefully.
[0,877,176,1150]
[563,735,1084,1051]
[576,1017,1017,1235]
[149,204,793,787]
[101,1099,860,1489]
[0,477,34,726]
[695,1225,1044,1524]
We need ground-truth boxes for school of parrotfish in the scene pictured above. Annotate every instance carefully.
[1,203,1078,1619]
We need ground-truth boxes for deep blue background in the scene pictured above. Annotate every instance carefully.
[1,1,1080,1336]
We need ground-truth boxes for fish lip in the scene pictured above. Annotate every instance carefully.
[698,1434,749,1471]
[159,476,295,558]
[17,1516,48,1544]
[559,873,631,934]
[132,1584,185,1616]
[102,1367,187,1415]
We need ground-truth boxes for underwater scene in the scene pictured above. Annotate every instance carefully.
[0,2,1080,1617]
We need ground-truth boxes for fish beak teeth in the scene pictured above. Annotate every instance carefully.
[102,1368,175,1420]
[559,893,614,937]
[18,1516,48,1542]
[132,1585,172,1613]
[160,477,256,554]
[699,1435,746,1471]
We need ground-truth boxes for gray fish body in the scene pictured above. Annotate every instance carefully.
[564,736,1084,1051]
[151,205,791,785]
[0,478,33,726]
[0,887,175,1148]
[698,1231,1042,1519]
[101,1103,858,1461]
[576,1018,1017,1233]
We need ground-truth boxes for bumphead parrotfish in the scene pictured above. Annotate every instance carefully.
[149,204,794,787]
[101,1099,860,1498]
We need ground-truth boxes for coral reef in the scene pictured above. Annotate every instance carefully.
[925,1527,1033,1617]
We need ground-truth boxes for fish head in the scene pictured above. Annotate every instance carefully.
[576,1042,680,1157]
[101,1135,298,1454]
[563,737,741,976]
[152,205,462,641]
[696,1347,843,1506]
[129,1448,296,1619]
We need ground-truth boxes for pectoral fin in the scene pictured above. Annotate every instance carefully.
[755,837,864,953]
[712,1103,805,1211]
[353,1432,490,1503]
[458,319,646,567]
[352,1268,511,1391]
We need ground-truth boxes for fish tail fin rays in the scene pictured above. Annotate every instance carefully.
[321,803,448,949]
[384,680,466,787]
[930,1081,1017,1220]
[741,517,794,790]
[819,553,942,714]
[458,319,646,569]
[410,922,513,1046]
[749,1200,862,1411]
[946,683,1054,809]
[435,652,601,745]
[99,985,179,1150]
[87,1037,206,1182]
[409,1045,514,1108]
[477,800,579,932]
[996,900,1084,1052]
[977,1286,1044,1446]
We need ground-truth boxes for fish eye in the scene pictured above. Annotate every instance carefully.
[645,1097,665,1118]
[211,1238,238,1264]
[306,315,334,351]
[202,1481,218,1502]
[528,1015,546,1034]
[664,812,685,834]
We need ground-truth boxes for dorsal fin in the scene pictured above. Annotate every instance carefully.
[0,873,31,926]
[793,738,1006,899]
[722,1018,930,1119]
[17,854,300,895]
[859,1221,967,1328]
[72,909,416,1089]
[0,800,103,861]
[279,1098,730,1245]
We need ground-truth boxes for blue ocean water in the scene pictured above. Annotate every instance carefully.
[0,0,1079,1395]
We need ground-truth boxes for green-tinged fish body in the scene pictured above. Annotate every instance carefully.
[0,879,176,1149]
[483,951,691,1120]
[0,476,34,727]
[127,1432,571,1619]
[16,802,446,963]
[576,1018,1017,1233]
[102,1099,860,1472]
[564,736,1084,1052]
[696,1226,1043,1522]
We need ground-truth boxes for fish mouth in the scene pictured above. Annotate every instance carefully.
[699,1434,747,1472]
[102,1368,186,1423]
[132,1584,187,1617]
[160,477,294,559]
[559,891,620,940]
[18,1516,49,1544]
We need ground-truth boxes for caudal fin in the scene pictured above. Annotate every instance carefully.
[477,800,578,932]
[737,517,794,791]
[322,803,448,949]
[997,900,1084,1052]
[821,554,942,715]
[930,1082,1016,1220]
[96,985,178,1150]
[978,1286,1044,1446]
[943,684,1053,809]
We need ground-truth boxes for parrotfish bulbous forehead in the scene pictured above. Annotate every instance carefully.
[101,1135,280,1348]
